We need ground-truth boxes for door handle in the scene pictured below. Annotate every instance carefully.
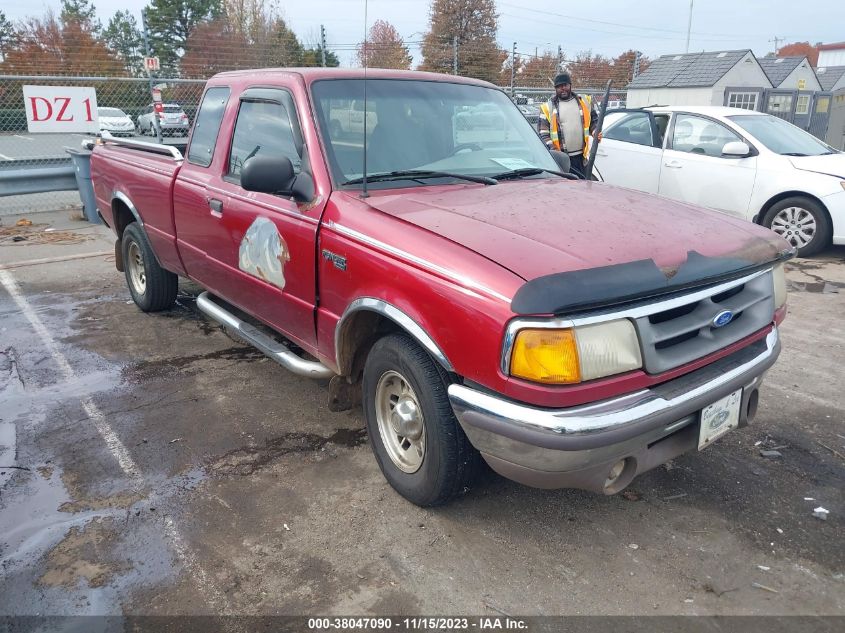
[664,160,683,168]
[208,198,224,216]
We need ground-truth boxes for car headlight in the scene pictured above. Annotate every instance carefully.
[507,319,642,384]
[773,262,787,309]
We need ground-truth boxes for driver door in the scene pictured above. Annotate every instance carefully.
[594,111,663,193]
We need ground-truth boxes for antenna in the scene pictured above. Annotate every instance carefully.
[361,0,370,199]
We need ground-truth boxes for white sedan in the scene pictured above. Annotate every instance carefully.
[595,106,845,256]
[96,107,135,137]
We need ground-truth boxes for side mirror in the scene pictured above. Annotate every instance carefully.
[722,141,751,158]
[241,155,296,195]
[549,150,571,173]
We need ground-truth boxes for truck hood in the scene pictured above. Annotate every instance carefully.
[789,153,845,179]
[364,179,788,283]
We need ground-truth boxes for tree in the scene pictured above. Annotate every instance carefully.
[103,10,144,75]
[61,0,99,32]
[419,0,501,83]
[777,41,819,66]
[302,45,339,67]
[357,20,411,69]
[0,10,122,75]
[566,50,613,89]
[0,10,17,62]
[143,0,224,71]
[518,52,559,88]
[610,49,650,87]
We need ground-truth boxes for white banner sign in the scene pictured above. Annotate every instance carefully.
[23,85,99,133]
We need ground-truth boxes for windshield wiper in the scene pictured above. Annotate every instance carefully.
[491,167,579,181]
[781,152,809,156]
[342,170,496,186]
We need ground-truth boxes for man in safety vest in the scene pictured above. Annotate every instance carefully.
[538,72,599,178]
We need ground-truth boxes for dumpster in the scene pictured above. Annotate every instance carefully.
[65,146,100,224]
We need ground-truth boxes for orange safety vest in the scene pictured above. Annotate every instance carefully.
[540,95,592,158]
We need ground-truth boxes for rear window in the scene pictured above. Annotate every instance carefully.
[187,87,230,167]
[164,106,182,113]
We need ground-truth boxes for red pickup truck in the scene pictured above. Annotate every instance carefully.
[91,68,792,506]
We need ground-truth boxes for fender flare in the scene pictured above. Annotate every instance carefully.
[335,298,454,375]
[112,190,144,230]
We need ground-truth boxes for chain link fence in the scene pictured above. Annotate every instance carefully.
[0,75,205,217]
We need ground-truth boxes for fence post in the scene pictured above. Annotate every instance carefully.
[510,42,517,97]
[452,37,458,75]
[141,10,162,145]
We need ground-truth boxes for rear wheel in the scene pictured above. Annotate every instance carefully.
[763,196,831,257]
[362,334,482,506]
[122,223,177,312]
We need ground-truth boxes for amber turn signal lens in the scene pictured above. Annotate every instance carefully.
[510,328,581,384]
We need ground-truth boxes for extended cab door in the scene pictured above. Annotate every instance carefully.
[658,113,757,218]
[175,85,325,352]
[594,111,663,193]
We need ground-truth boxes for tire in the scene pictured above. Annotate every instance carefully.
[362,333,482,507]
[121,223,177,312]
[762,196,832,257]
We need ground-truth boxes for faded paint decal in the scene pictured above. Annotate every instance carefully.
[239,216,290,289]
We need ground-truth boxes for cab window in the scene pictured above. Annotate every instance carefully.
[227,99,301,182]
[187,86,230,167]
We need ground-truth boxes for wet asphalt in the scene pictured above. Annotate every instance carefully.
[0,213,843,618]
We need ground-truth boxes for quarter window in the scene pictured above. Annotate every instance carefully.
[187,87,230,167]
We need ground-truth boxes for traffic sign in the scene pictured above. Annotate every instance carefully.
[151,88,162,103]
[144,57,160,72]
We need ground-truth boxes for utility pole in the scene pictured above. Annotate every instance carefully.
[320,25,327,67]
[557,45,563,72]
[141,10,162,145]
[510,41,517,96]
[452,36,458,74]
[769,36,783,56]
[685,0,694,53]
[633,50,641,80]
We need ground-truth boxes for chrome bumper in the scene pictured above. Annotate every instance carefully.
[448,328,780,491]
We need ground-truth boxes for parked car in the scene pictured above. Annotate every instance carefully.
[136,103,190,137]
[595,105,844,256]
[96,107,135,136]
[327,99,377,138]
[91,69,790,507]
[455,102,505,130]
[518,104,540,127]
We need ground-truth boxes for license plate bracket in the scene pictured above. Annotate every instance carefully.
[698,389,742,450]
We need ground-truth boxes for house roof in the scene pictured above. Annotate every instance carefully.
[815,66,845,90]
[818,41,845,51]
[628,50,758,89]
[758,56,808,86]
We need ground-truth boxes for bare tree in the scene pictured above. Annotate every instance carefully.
[357,20,411,69]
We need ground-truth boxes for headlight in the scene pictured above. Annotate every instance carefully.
[773,262,787,309]
[508,319,642,384]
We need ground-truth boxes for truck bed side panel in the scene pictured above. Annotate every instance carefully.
[91,145,185,275]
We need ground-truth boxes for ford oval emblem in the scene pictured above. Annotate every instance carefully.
[712,310,734,328]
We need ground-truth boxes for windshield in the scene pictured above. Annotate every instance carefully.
[98,107,126,117]
[727,114,835,156]
[311,79,559,188]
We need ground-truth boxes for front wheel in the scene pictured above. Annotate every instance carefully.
[362,334,481,506]
[763,197,831,257]
[122,223,177,312]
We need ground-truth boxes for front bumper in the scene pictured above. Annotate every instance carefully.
[448,327,780,493]
[822,189,845,246]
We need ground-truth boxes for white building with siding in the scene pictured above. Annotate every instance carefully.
[818,42,845,68]
[626,50,772,109]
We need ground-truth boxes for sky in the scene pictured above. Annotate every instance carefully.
[2,0,844,67]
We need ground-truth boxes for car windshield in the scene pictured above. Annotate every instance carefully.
[98,108,126,117]
[311,79,559,188]
[727,114,835,156]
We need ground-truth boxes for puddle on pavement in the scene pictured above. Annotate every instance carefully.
[209,427,368,476]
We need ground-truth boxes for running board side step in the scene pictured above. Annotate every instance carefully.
[196,292,335,379]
